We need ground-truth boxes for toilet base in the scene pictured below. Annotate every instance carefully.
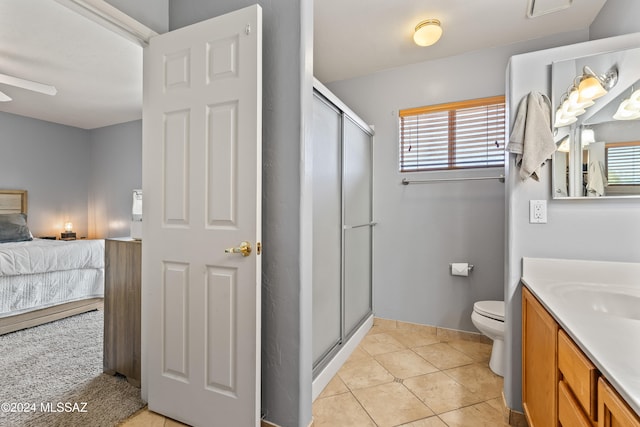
[489,338,504,377]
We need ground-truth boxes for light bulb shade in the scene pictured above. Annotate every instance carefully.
[414,19,442,47]
[581,129,595,147]
[577,75,607,102]
[613,99,640,120]
[64,222,73,232]
[568,88,594,110]
[557,136,571,152]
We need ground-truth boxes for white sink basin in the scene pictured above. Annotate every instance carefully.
[552,284,640,321]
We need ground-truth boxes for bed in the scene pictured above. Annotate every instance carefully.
[0,190,104,335]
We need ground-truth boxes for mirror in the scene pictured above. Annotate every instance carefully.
[552,47,640,198]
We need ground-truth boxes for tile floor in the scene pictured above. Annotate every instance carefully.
[120,318,508,427]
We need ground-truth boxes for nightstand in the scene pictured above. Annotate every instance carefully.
[103,238,141,387]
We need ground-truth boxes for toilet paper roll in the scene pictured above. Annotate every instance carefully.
[451,263,469,277]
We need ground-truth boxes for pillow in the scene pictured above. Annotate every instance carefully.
[0,213,33,243]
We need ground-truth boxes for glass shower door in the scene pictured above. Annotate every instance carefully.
[311,93,343,366]
[343,116,373,336]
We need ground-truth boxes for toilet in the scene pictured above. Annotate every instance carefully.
[471,300,505,377]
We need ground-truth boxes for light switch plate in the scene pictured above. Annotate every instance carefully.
[529,200,547,224]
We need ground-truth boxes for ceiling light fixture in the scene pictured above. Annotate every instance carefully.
[413,19,442,47]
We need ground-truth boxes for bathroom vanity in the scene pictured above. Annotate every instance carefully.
[520,257,640,427]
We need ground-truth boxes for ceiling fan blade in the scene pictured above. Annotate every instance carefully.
[0,73,57,96]
[0,89,11,102]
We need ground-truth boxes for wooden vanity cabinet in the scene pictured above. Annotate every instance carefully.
[599,378,640,427]
[558,329,598,425]
[522,286,558,427]
[523,285,640,427]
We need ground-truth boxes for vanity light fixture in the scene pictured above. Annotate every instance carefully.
[554,65,618,128]
[613,87,640,120]
[413,19,442,47]
[577,65,618,103]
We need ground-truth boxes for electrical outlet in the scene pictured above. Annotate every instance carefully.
[529,200,547,224]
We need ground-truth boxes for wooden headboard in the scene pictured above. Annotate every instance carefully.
[0,190,27,214]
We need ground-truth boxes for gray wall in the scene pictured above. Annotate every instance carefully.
[325,30,588,333]
[169,2,313,426]
[105,0,169,34]
[589,0,640,40]
[0,112,142,240]
[88,120,142,238]
[0,112,90,237]
[504,3,640,412]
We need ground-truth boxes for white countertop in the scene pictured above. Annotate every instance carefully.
[521,257,640,416]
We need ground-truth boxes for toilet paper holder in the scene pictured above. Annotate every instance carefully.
[449,263,474,276]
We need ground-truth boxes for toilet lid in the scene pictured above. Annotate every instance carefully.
[474,300,505,321]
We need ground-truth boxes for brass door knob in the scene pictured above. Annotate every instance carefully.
[224,241,252,257]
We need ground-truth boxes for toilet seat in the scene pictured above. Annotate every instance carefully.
[473,300,505,322]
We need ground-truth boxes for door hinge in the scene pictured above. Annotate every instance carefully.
[245,24,251,35]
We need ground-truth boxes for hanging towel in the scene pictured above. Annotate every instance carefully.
[587,160,608,197]
[506,92,556,181]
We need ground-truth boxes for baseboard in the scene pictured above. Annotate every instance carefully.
[501,392,528,427]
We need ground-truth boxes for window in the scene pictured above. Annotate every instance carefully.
[399,96,506,172]
[606,141,640,185]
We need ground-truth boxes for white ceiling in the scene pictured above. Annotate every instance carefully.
[314,0,607,83]
[0,0,142,129]
[0,0,608,129]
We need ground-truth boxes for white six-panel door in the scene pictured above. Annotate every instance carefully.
[142,5,262,426]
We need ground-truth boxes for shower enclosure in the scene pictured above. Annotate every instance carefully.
[311,81,374,380]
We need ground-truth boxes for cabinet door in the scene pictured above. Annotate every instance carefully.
[311,94,343,366]
[343,116,373,336]
[522,286,558,427]
[599,378,640,427]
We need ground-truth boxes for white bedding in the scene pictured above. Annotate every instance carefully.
[0,239,105,318]
[0,238,104,276]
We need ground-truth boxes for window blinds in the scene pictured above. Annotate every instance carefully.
[606,142,640,185]
[399,96,505,172]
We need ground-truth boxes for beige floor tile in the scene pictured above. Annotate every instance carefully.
[447,339,493,363]
[413,342,474,370]
[352,382,434,427]
[375,349,439,379]
[312,392,376,427]
[404,371,485,414]
[118,408,167,427]
[444,363,504,398]
[384,328,441,349]
[436,328,489,343]
[373,317,398,330]
[347,346,372,362]
[396,321,438,336]
[360,332,406,356]
[397,416,449,427]
[165,418,190,427]
[318,374,350,399]
[338,356,395,390]
[439,401,508,427]
[485,396,506,414]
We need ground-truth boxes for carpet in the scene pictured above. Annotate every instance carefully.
[0,309,145,426]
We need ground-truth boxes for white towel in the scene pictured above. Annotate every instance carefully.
[506,92,556,181]
[587,160,608,197]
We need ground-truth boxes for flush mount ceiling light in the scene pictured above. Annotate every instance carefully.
[413,19,442,47]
